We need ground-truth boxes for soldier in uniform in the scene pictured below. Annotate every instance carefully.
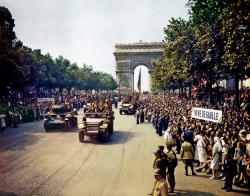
[135,109,140,124]
[114,97,118,109]
[140,108,145,123]
[221,149,238,192]
[156,113,163,136]
[166,144,177,193]
[106,109,115,134]
[181,136,196,176]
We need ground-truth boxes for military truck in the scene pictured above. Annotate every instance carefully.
[78,112,114,142]
[43,104,77,131]
[119,103,135,115]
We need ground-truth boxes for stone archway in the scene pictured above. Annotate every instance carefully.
[113,41,163,93]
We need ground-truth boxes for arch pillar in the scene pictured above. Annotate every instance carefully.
[116,70,134,94]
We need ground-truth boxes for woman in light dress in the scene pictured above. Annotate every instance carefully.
[210,136,222,179]
[0,115,6,131]
[196,131,207,168]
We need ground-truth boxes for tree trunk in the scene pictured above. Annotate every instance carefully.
[216,82,219,105]
[208,81,213,105]
[179,80,183,95]
[59,86,63,96]
[234,73,240,109]
[189,82,192,99]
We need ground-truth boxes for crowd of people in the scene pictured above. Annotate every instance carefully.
[132,91,250,195]
[1,86,250,195]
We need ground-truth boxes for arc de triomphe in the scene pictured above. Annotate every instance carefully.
[113,41,163,94]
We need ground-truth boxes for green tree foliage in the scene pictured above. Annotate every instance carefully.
[187,0,230,26]
[163,17,189,42]
[153,0,249,107]
[29,52,117,91]
[153,18,193,93]
[219,0,250,79]
[0,7,31,94]
[219,0,250,107]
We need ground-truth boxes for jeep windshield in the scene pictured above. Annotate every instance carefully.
[51,105,67,114]
[85,113,106,118]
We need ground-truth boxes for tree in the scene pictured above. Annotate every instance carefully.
[187,0,230,26]
[153,18,193,94]
[163,17,189,42]
[0,6,117,95]
[219,0,250,107]
[0,7,31,94]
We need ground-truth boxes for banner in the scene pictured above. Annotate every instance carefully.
[191,107,222,123]
[37,98,54,102]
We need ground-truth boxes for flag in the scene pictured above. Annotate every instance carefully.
[137,68,141,93]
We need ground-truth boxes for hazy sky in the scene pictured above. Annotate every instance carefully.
[1,0,189,90]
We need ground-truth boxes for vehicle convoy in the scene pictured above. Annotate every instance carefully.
[43,104,78,131]
[78,112,114,142]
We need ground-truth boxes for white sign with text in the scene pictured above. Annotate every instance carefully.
[191,107,222,123]
[37,98,54,102]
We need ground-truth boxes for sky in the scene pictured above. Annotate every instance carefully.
[1,0,189,91]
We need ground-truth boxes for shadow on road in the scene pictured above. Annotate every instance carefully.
[171,189,216,195]
[81,130,139,145]
[44,127,78,133]
[109,130,139,145]
[0,191,18,196]
[171,188,250,195]
[0,125,78,151]
[0,131,42,151]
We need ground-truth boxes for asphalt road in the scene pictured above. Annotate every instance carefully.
[0,109,249,196]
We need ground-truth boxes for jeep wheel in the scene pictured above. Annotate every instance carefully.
[79,130,85,143]
[108,124,113,135]
[102,130,109,142]
[44,121,49,132]
[70,118,77,127]
[108,128,113,135]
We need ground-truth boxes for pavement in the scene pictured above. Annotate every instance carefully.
[0,108,249,196]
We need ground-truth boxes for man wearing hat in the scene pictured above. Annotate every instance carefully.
[153,168,168,196]
[221,148,238,192]
[154,146,169,178]
[181,136,196,176]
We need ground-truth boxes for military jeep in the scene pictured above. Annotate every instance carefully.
[43,104,77,131]
[78,112,114,142]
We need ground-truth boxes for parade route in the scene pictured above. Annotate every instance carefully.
[0,108,249,196]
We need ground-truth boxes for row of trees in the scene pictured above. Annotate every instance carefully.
[152,0,250,106]
[0,6,117,97]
